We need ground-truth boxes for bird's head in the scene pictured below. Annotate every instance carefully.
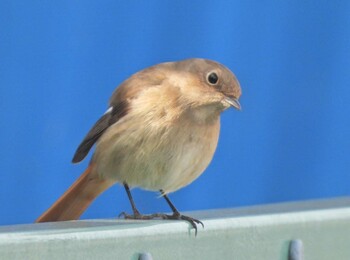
[162,58,242,124]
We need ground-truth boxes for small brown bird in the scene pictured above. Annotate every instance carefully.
[36,58,242,233]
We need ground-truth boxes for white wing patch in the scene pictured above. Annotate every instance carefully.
[104,107,113,114]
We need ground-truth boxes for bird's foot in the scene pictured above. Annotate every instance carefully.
[160,212,204,236]
[119,211,204,235]
[118,211,157,220]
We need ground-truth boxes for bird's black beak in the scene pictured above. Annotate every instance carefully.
[224,96,241,110]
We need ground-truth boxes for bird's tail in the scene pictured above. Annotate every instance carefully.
[36,165,113,223]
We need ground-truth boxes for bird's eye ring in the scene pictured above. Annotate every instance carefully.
[207,72,219,85]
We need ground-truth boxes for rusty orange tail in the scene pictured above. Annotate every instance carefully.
[36,165,113,223]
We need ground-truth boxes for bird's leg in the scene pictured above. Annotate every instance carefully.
[159,190,204,235]
[119,182,156,219]
[119,185,204,235]
[119,182,142,217]
[119,183,162,220]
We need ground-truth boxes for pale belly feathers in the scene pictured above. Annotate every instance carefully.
[92,114,220,193]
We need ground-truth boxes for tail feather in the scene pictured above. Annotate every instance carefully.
[36,165,113,223]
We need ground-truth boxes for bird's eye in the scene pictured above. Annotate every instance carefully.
[207,72,219,85]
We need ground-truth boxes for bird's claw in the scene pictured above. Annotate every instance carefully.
[165,213,204,236]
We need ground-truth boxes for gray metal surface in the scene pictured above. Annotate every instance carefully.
[1,197,349,260]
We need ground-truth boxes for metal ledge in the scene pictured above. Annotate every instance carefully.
[1,197,350,260]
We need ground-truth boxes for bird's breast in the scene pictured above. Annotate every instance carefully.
[93,110,221,193]
[92,84,222,192]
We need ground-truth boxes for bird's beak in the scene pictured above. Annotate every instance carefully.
[225,97,241,110]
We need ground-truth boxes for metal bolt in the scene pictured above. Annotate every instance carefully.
[138,252,153,260]
[288,239,304,260]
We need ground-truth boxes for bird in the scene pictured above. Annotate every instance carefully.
[36,58,242,234]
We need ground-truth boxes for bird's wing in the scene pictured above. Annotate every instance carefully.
[72,100,128,163]
[72,64,166,164]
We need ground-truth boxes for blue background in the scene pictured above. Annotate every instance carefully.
[1,1,349,225]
